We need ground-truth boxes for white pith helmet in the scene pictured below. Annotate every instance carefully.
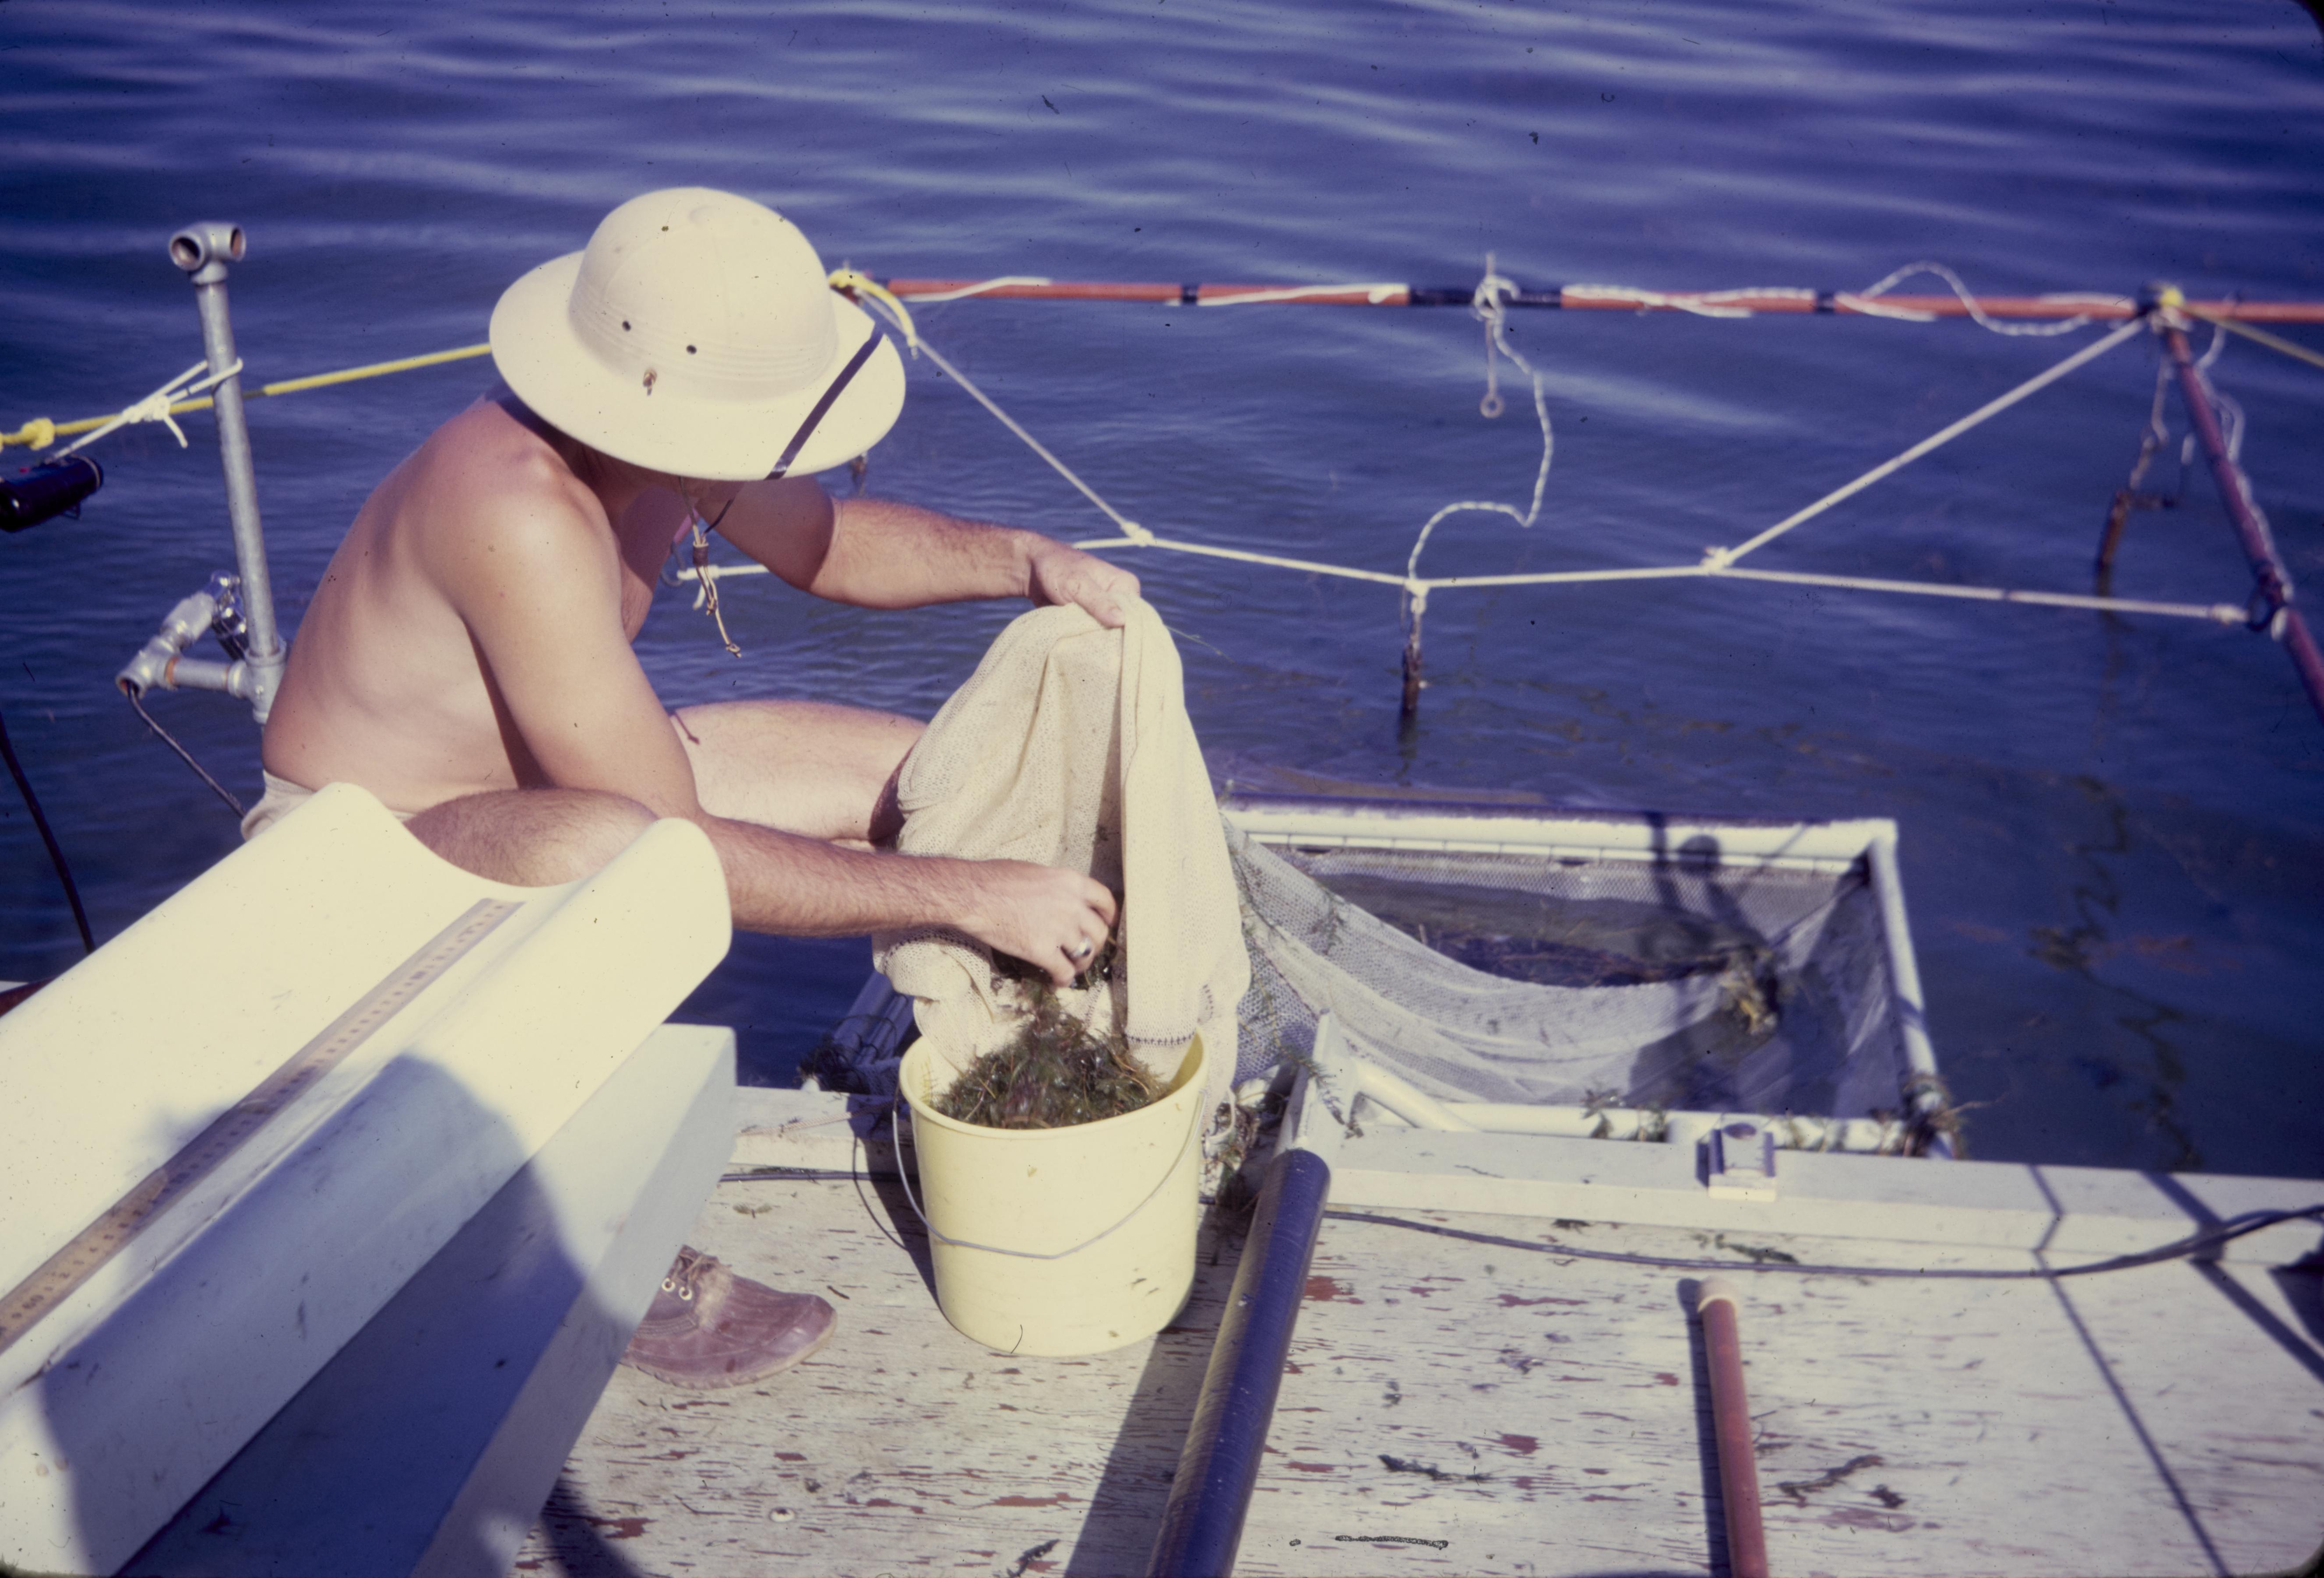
[489,187,905,481]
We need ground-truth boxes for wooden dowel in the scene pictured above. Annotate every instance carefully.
[1697,1278,1770,1578]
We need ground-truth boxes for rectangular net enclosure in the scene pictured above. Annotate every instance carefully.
[1219,794,1951,1156]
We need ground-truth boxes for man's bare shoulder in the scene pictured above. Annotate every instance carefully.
[398,396,622,605]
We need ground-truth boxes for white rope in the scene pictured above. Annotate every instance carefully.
[1703,318,2144,569]
[676,274,2245,652]
[891,275,1056,303]
[57,358,243,457]
[1559,283,1771,319]
[854,289,1156,546]
[1398,261,1556,625]
[1198,282,1404,306]
[1708,565,2244,625]
[1837,260,2128,338]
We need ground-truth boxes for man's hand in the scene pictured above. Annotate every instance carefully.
[1027,538,1141,629]
[957,858,1119,985]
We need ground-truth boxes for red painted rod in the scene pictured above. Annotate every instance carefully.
[878,278,2324,323]
[1697,1278,1771,1578]
[2161,323,2324,726]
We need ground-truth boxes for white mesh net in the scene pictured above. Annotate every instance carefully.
[1231,828,1909,1119]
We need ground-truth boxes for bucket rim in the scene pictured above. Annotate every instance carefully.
[898,1034,1206,1143]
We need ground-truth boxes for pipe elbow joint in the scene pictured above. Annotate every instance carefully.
[169,221,245,284]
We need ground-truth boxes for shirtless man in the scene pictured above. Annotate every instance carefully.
[251,187,1139,1385]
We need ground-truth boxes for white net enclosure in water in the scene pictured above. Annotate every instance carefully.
[1229,825,1910,1121]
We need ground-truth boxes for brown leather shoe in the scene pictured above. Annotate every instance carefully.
[621,1246,835,1388]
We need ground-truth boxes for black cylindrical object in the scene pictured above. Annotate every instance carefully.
[1148,1146,1332,1578]
[0,456,102,534]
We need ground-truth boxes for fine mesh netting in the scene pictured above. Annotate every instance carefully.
[1228,828,1911,1119]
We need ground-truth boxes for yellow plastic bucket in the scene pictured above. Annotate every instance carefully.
[898,1036,1207,1357]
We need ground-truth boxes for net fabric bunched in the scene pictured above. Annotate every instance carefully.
[1229,832,1903,1117]
[873,601,1247,1115]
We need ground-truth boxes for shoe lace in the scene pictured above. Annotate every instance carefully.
[660,1246,715,1303]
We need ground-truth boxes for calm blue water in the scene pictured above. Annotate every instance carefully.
[2,1,2319,1176]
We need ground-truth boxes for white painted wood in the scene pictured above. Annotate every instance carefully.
[131,1024,735,1578]
[513,1174,2324,1577]
[730,1085,2324,1267]
[0,785,732,1577]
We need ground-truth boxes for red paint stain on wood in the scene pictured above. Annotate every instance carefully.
[1305,1276,1360,1302]
[986,1493,1074,1508]
[774,1451,806,1461]
[1286,1462,1340,1473]
[1497,1294,1585,1307]
[1654,1372,1680,1385]
[583,1516,651,1540]
[1496,1434,1540,1456]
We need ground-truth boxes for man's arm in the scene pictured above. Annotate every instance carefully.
[436,485,1115,982]
[712,478,1141,627]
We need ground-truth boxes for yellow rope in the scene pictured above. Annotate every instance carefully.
[5,271,912,452]
[2180,306,2324,375]
[827,267,921,350]
[2,342,495,450]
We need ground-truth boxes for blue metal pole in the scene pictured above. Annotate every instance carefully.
[1147,1146,1333,1578]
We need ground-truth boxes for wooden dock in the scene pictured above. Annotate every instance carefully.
[511,1090,2324,1578]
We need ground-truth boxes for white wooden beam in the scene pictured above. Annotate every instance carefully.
[130,1025,736,1578]
[0,785,730,1576]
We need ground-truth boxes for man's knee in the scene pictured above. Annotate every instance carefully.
[408,788,659,887]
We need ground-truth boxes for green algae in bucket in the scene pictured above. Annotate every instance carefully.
[930,981,1163,1129]
[901,1034,1206,1357]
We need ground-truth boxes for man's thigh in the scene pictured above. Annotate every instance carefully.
[406,788,657,887]
[669,699,920,845]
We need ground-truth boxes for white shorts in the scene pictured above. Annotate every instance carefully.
[239,770,418,842]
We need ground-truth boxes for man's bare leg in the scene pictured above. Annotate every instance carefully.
[406,788,657,886]
[669,699,921,845]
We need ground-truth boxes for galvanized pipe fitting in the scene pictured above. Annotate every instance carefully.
[169,220,285,722]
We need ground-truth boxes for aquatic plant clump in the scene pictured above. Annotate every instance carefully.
[930,983,1162,1131]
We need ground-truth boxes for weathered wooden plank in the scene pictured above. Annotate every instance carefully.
[515,1167,2324,1578]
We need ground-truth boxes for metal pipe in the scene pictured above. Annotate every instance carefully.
[1147,1144,1333,1578]
[169,221,285,723]
[1695,1278,1770,1578]
[1866,824,1955,1158]
[2158,313,2324,727]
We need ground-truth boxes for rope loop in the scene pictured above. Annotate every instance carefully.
[58,357,243,458]
[1839,260,2106,337]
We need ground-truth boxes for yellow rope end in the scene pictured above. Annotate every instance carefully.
[2156,285,2185,310]
[828,268,920,351]
[1,418,56,451]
